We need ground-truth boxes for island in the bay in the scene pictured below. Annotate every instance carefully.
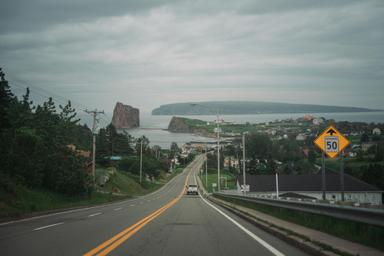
[152,101,378,115]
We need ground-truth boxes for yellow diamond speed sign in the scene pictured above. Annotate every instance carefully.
[314,125,350,159]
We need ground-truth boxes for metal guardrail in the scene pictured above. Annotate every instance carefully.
[214,192,384,227]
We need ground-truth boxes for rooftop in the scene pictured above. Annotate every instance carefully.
[237,172,381,192]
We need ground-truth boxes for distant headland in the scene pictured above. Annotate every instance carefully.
[152,101,379,115]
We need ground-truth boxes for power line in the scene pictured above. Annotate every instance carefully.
[6,75,95,111]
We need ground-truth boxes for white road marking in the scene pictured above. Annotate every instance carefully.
[88,212,102,217]
[196,176,285,256]
[34,222,64,231]
[139,202,144,204]
[0,170,183,227]
[1,160,192,229]
[114,208,122,211]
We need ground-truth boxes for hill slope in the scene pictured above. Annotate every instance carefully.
[152,101,377,115]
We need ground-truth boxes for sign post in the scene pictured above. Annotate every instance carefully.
[314,125,350,201]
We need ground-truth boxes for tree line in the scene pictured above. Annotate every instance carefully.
[0,72,93,196]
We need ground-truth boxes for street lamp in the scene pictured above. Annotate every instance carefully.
[190,103,222,191]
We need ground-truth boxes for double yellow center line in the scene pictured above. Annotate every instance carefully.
[84,174,190,256]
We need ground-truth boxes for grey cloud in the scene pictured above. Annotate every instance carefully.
[0,0,174,34]
[0,0,383,112]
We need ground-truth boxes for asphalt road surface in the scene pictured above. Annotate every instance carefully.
[0,155,309,256]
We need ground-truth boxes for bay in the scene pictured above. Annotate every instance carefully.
[80,111,384,149]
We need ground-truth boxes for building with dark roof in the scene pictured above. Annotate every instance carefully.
[236,172,383,205]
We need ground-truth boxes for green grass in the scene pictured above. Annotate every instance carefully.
[200,169,236,193]
[0,185,128,219]
[0,167,184,219]
[101,171,147,195]
[215,194,384,251]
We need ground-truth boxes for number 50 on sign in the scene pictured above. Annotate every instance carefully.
[325,136,339,152]
[314,125,350,159]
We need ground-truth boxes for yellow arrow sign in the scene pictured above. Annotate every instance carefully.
[314,125,350,159]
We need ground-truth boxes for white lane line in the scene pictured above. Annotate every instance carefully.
[196,179,285,256]
[34,222,64,231]
[130,204,135,207]
[139,202,144,205]
[114,208,122,211]
[88,212,102,218]
[0,161,191,227]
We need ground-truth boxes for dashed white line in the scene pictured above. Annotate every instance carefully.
[139,202,144,204]
[34,222,64,231]
[88,212,102,217]
[114,208,122,211]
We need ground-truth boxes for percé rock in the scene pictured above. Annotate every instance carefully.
[111,102,140,129]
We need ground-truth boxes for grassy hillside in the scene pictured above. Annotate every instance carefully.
[0,168,184,220]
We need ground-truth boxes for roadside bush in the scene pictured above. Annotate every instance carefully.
[119,156,165,179]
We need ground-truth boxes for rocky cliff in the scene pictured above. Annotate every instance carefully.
[167,116,210,136]
[111,102,140,129]
[167,116,192,133]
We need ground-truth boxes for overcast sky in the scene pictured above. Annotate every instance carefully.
[1,0,383,113]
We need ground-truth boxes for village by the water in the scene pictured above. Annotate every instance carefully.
[110,102,384,207]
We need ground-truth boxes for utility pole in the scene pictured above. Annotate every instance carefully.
[242,132,247,195]
[216,116,221,191]
[189,103,221,191]
[275,172,279,199]
[140,138,143,184]
[205,144,208,188]
[85,109,104,186]
[340,150,345,201]
[321,151,326,200]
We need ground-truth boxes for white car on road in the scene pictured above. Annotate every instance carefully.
[186,184,198,195]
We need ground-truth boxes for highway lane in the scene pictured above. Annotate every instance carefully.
[0,155,309,256]
[0,160,194,256]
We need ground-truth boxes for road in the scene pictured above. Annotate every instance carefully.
[0,155,309,256]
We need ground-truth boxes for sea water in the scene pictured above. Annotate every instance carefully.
[80,111,384,149]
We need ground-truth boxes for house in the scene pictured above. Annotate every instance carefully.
[66,144,91,158]
[362,142,377,152]
[303,115,315,121]
[373,128,381,136]
[312,118,324,126]
[224,157,239,168]
[237,172,383,205]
